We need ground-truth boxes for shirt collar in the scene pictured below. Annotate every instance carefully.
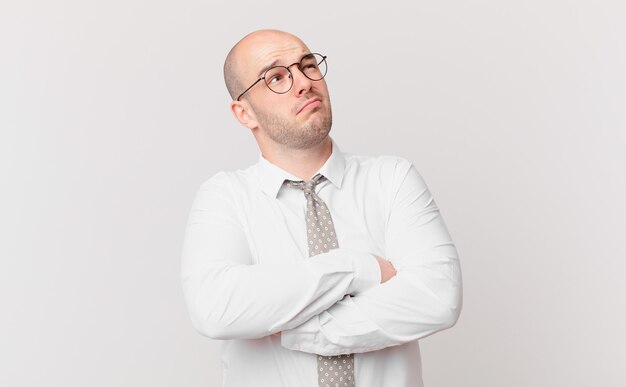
[256,138,346,198]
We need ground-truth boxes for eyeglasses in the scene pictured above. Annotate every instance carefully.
[236,53,328,101]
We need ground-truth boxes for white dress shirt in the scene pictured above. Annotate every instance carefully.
[181,139,462,387]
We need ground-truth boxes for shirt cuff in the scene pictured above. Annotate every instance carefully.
[346,251,380,294]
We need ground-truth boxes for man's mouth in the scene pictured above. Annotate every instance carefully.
[297,98,321,115]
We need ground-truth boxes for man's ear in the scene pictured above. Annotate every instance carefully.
[230,100,258,130]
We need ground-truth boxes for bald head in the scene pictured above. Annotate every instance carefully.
[223,30,309,100]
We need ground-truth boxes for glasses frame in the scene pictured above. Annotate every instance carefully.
[236,53,327,101]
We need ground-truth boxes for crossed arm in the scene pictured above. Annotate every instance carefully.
[181,162,461,354]
[280,164,462,355]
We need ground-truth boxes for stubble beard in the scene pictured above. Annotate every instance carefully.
[256,105,333,150]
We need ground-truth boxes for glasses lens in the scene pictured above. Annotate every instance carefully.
[300,53,327,81]
[264,67,292,94]
[262,54,328,95]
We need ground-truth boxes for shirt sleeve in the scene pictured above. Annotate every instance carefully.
[280,160,463,355]
[180,174,381,340]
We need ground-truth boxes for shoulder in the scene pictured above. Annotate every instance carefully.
[194,164,260,202]
[342,153,429,201]
[344,153,418,180]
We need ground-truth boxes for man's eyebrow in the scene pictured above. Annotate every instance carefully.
[257,59,279,78]
[256,53,312,78]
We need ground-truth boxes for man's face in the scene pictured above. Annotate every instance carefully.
[238,33,333,150]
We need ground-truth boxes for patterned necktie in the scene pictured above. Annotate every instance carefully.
[285,174,355,387]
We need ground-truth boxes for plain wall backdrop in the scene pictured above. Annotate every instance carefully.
[1,1,625,386]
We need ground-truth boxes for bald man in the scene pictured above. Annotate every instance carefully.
[181,30,462,387]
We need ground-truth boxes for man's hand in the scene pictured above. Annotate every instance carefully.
[374,255,397,283]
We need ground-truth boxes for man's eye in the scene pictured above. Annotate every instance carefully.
[268,71,291,84]
[268,74,283,84]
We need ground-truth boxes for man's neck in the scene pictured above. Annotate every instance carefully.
[261,137,333,181]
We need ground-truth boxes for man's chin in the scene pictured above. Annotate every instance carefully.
[290,124,331,150]
[303,111,331,130]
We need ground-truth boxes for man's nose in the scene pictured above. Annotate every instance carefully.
[290,66,313,97]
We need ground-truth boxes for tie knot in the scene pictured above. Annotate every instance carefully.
[285,174,326,196]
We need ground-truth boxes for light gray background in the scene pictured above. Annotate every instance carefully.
[1,1,625,386]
